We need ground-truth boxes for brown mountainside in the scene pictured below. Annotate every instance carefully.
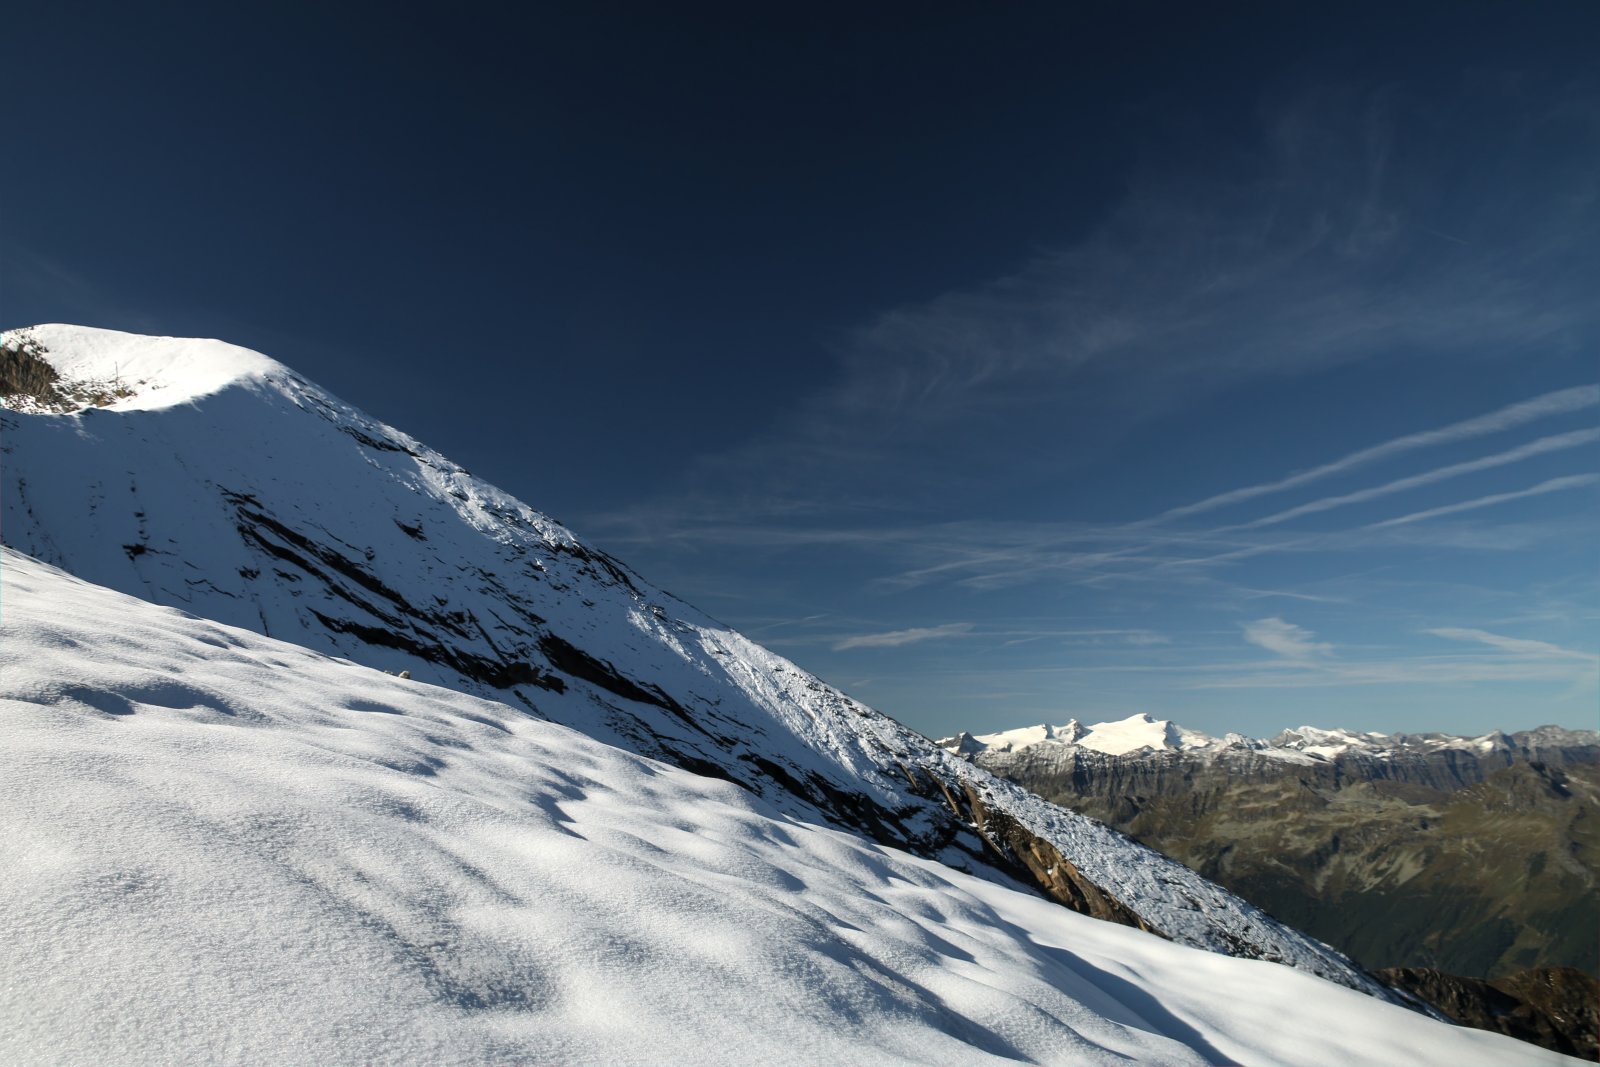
[1377,966,1598,1061]
[959,728,1599,979]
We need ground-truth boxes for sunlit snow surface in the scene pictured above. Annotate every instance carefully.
[0,324,1397,990]
[16,324,281,411]
[0,550,1575,1066]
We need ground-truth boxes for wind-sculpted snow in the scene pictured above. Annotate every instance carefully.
[2,324,1383,992]
[1,550,1578,1066]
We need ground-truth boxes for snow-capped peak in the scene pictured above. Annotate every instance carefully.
[1271,725,1380,759]
[4,324,282,412]
[951,713,1224,757]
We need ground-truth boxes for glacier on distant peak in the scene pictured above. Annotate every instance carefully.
[948,712,1230,757]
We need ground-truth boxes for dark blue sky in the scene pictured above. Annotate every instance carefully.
[8,2,1598,737]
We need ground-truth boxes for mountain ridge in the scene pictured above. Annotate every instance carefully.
[942,711,1597,766]
[0,323,1393,997]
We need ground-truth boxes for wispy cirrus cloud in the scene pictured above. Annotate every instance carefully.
[1231,428,1600,531]
[833,623,974,651]
[596,373,1599,596]
[1180,623,1598,693]
[1366,474,1600,529]
[587,80,1598,543]
[1242,617,1334,661]
[1153,385,1600,524]
[1235,587,1347,604]
[1426,627,1598,663]
[1188,657,1595,690]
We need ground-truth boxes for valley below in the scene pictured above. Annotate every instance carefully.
[946,716,1600,1056]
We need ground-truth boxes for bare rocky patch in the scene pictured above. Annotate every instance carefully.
[1,330,140,413]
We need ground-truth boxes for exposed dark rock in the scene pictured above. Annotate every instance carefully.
[1377,966,1598,1060]
[0,337,60,398]
[1,334,136,411]
[342,425,419,456]
[959,780,1160,935]
[535,633,693,723]
[308,609,565,694]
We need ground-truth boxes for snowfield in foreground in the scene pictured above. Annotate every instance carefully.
[1,550,1573,1066]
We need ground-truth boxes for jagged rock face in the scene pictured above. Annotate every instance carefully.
[0,324,1395,1000]
[0,333,134,412]
[964,731,1600,980]
[922,774,1156,934]
[0,335,59,396]
[1376,967,1599,1061]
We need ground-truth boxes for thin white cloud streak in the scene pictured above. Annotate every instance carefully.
[624,506,1586,600]
[742,613,833,637]
[1121,517,1594,586]
[983,627,1170,642]
[1365,474,1600,528]
[1188,657,1596,689]
[1236,587,1346,603]
[769,624,1170,652]
[865,650,1598,693]
[598,411,1593,594]
[1232,427,1600,530]
[1242,617,1333,661]
[833,622,973,651]
[872,525,1239,591]
[1123,535,1323,580]
[995,629,1171,647]
[1426,627,1598,663]
[871,514,1578,594]
[1153,384,1600,523]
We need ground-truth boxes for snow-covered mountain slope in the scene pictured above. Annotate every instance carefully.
[1,324,1381,993]
[1,549,1577,1066]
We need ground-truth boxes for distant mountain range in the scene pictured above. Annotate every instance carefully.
[943,713,1595,770]
[940,713,1600,1053]
[940,711,1599,977]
